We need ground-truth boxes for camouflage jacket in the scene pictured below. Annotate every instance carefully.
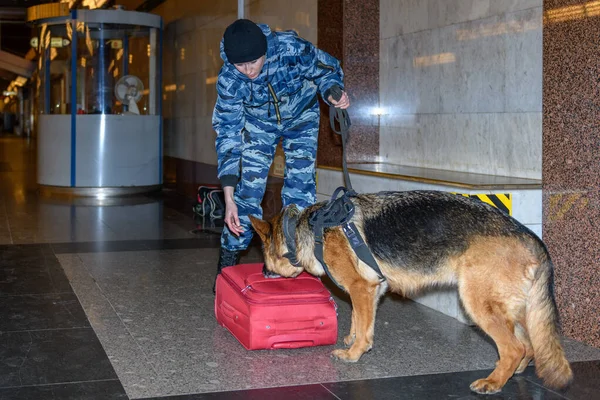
[213,23,344,188]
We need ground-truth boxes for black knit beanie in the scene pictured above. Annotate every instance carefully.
[223,19,267,64]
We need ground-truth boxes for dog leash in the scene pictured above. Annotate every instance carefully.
[328,85,354,191]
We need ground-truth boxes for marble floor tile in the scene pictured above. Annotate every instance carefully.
[323,366,567,400]
[0,248,72,295]
[0,293,90,331]
[139,384,339,400]
[52,239,151,254]
[519,359,600,400]
[0,380,127,400]
[0,329,118,388]
[58,253,179,399]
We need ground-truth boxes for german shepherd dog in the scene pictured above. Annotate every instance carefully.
[250,191,573,394]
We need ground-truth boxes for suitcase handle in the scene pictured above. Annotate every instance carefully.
[275,319,320,332]
[220,301,239,322]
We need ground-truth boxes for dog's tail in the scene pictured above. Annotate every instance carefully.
[526,247,573,389]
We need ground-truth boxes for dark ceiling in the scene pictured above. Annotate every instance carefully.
[0,0,53,6]
[0,1,56,93]
[1,1,55,56]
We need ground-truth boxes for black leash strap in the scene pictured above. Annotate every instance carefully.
[313,228,341,289]
[328,85,353,191]
[342,222,385,282]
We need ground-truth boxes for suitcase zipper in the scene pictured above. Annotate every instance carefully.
[240,284,332,306]
[330,296,338,312]
[223,274,335,307]
[244,275,327,296]
[246,284,326,296]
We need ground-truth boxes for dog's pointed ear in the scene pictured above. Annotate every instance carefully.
[249,215,271,242]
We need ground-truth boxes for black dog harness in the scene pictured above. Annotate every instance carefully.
[282,86,386,290]
[309,187,385,289]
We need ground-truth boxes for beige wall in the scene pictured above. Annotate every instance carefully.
[379,0,542,179]
[155,0,317,168]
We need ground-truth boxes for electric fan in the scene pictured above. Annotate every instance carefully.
[114,75,143,115]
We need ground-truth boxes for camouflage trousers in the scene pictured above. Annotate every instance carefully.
[221,104,319,251]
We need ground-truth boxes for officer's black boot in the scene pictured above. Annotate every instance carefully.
[213,248,241,294]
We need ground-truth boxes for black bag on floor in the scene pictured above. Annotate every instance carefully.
[193,186,225,219]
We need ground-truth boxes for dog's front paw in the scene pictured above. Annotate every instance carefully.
[470,378,502,394]
[262,264,281,279]
[331,348,361,363]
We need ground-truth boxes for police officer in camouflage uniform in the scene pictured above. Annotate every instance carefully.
[212,19,350,291]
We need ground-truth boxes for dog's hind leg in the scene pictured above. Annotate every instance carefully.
[461,291,525,394]
[455,237,540,393]
[459,269,527,394]
[332,281,381,362]
[514,319,534,374]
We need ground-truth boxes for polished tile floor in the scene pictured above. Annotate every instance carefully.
[1,135,599,399]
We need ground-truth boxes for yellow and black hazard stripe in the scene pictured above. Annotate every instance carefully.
[454,193,512,216]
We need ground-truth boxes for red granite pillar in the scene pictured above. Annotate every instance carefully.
[543,1,600,348]
[317,0,379,167]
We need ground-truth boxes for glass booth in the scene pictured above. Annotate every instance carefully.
[30,8,162,196]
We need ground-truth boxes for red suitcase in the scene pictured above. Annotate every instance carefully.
[214,263,338,350]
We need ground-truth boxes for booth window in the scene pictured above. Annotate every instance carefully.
[36,21,159,116]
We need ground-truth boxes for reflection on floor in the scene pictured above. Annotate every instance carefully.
[1,135,599,399]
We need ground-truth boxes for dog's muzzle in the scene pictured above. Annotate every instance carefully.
[262,264,281,279]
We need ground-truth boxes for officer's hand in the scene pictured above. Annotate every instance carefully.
[328,91,350,109]
[223,186,244,236]
[224,201,244,236]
